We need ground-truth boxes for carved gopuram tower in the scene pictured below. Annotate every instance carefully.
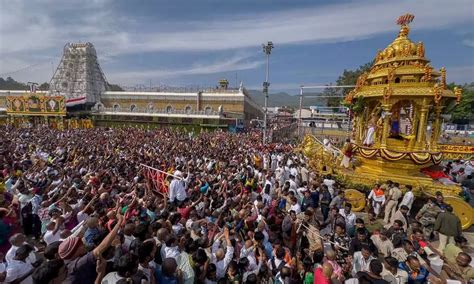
[49,43,108,106]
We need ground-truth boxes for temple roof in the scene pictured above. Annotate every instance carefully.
[346,14,461,104]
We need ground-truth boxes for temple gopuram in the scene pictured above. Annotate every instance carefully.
[0,43,262,131]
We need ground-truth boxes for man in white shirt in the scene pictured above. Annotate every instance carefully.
[6,234,36,266]
[464,160,473,175]
[295,185,307,204]
[122,223,136,252]
[339,204,356,233]
[300,164,309,184]
[289,197,301,214]
[323,176,336,197]
[289,165,299,185]
[275,164,285,185]
[399,185,414,212]
[168,171,187,204]
[267,247,290,274]
[43,221,62,245]
[211,227,234,279]
[5,245,35,284]
[288,175,297,192]
[162,236,180,261]
[381,256,409,284]
[352,245,375,276]
[271,153,277,171]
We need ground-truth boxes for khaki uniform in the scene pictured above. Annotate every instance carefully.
[445,259,474,282]
[383,187,402,224]
[417,203,442,239]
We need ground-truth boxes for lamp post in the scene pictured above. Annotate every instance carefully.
[262,41,273,145]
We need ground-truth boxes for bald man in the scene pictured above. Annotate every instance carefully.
[211,227,234,279]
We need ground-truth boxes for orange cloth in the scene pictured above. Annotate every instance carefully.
[373,188,384,197]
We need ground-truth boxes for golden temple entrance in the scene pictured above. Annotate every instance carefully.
[8,115,65,129]
[5,92,94,129]
[6,93,67,129]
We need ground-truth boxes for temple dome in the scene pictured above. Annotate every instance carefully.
[345,16,459,103]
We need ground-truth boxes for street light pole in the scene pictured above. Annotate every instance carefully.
[262,41,273,145]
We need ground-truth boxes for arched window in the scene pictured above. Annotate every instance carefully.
[166,105,173,113]
[113,104,120,112]
[130,104,137,112]
[204,106,212,114]
[184,105,192,114]
[147,103,154,112]
[395,77,401,83]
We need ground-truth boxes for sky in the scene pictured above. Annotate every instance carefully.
[0,0,473,94]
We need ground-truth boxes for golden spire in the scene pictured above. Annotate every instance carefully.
[396,14,414,38]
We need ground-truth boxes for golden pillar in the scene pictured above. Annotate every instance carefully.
[431,106,443,151]
[415,98,429,149]
[355,115,362,143]
[380,104,391,149]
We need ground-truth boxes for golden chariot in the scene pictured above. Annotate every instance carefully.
[299,14,473,229]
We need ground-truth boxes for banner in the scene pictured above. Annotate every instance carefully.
[6,93,66,115]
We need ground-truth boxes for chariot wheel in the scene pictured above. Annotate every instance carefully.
[344,189,366,212]
[444,196,474,230]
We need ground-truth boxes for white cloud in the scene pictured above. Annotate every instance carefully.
[0,0,472,84]
[1,0,473,57]
[462,38,474,47]
[107,54,264,84]
[446,66,474,84]
[88,0,474,56]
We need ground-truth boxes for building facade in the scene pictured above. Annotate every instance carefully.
[0,43,263,130]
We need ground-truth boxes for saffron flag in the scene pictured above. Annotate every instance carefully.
[145,167,168,194]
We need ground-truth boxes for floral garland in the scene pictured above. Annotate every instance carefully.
[353,145,442,165]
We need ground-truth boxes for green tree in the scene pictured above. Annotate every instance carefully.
[39,82,50,90]
[323,61,373,111]
[336,61,373,95]
[323,85,341,110]
[0,77,28,90]
[449,83,474,123]
[107,83,124,91]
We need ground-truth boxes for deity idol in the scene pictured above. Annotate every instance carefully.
[363,113,377,147]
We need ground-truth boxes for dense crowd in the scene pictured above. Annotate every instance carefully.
[0,125,472,284]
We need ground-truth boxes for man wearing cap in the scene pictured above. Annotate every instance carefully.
[59,213,123,284]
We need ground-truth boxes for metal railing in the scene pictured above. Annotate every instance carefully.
[93,107,221,116]
[118,85,241,93]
